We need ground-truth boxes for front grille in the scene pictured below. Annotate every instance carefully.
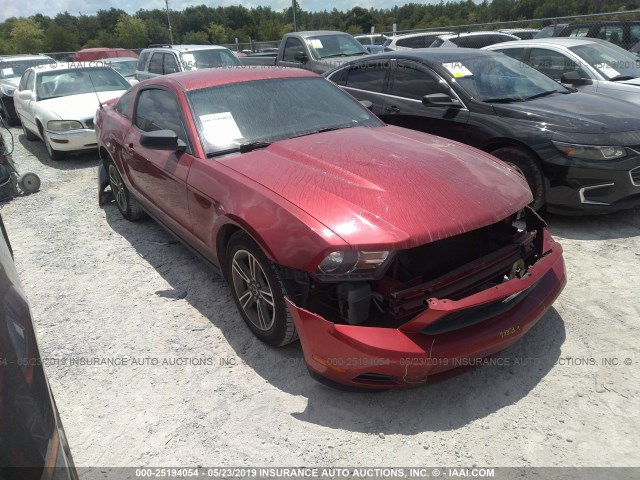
[84,118,94,129]
[631,166,640,186]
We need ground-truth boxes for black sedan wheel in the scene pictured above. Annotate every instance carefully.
[225,231,297,347]
[491,146,545,210]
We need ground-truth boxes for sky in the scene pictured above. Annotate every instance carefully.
[1,0,451,22]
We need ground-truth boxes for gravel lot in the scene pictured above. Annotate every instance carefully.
[1,124,639,470]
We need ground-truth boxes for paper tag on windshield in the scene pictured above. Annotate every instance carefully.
[200,112,243,145]
[182,53,196,69]
[1,68,13,76]
[596,63,620,78]
[442,62,473,78]
[308,39,323,49]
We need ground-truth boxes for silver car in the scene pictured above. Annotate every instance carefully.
[485,37,640,104]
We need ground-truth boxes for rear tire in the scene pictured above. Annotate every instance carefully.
[224,231,297,347]
[107,161,146,221]
[490,146,545,210]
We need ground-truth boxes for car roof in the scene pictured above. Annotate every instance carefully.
[486,37,621,48]
[388,31,454,40]
[351,48,502,65]
[295,31,353,38]
[438,31,519,39]
[498,28,539,33]
[104,57,139,62]
[0,54,52,62]
[29,61,122,73]
[151,66,318,92]
[144,44,229,52]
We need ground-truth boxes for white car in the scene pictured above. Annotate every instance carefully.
[14,62,130,160]
[484,37,640,104]
[383,31,454,50]
[0,54,54,125]
[429,31,520,48]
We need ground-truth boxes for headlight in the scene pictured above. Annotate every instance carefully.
[315,250,393,280]
[47,120,84,131]
[553,141,626,161]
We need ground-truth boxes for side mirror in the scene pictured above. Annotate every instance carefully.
[359,100,373,110]
[560,71,593,86]
[140,130,187,151]
[17,90,36,101]
[294,52,308,63]
[422,93,462,108]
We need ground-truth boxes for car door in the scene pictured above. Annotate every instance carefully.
[332,60,389,116]
[381,60,470,140]
[123,87,194,237]
[14,70,37,132]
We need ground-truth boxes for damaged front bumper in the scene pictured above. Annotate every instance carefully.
[288,227,566,389]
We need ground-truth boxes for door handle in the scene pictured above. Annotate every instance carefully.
[385,105,400,113]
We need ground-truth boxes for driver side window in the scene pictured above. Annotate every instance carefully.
[390,62,449,100]
[135,89,188,147]
[283,38,305,62]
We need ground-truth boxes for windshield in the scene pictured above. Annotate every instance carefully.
[108,60,137,77]
[446,55,567,102]
[0,58,52,79]
[180,49,240,70]
[187,77,383,156]
[36,67,130,100]
[570,43,640,80]
[306,34,369,59]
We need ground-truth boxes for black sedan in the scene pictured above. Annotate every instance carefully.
[0,213,78,480]
[324,49,640,214]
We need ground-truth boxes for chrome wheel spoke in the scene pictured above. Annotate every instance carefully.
[238,290,253,310]
[232,258,251,284]
[259,289,274,307]
[249,255,260,282]
[256,299,272,330]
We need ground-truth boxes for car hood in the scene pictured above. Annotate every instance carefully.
[619,77,640,86]
[39,91,127,120]
[221,126,531,248]
[491,91,640,134]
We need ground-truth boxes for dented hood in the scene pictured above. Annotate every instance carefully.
[222,126,531,247]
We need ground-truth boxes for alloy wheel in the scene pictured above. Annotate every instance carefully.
[230,249,276,331]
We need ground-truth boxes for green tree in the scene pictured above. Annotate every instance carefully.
[115,15,148,48]
[208,23,229,44]
[10,18,44,53]
[182,30,209,44]
[44,24,80,53]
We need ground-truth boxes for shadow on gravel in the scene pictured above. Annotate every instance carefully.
[16,132,100,171]
[543,207,640,241]
[103,199,566,434]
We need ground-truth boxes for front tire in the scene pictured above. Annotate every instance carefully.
[225,232,297,347]
[44,135,65,161]
[490,146,545,210]
[107,161,146,221]
[21,121,38,141]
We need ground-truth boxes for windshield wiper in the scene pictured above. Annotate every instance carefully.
[522,90,559,101]
[206,140,271,158]
[320,53,349,59]
[484,97,524,103]
[609,75,637,82]
[291,123,357,139]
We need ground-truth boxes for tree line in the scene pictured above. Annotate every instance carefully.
[0,0,638,54]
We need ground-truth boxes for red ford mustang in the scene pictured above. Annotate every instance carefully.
[96,67,566,389]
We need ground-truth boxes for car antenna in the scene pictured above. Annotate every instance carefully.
[86,71,103,110]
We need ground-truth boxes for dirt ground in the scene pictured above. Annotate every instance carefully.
[1,124,639,469]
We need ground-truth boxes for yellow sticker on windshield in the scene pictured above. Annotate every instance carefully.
[442,62,473,78]
[308,39,323,49]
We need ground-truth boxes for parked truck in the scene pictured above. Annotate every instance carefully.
[239,30,371,73]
